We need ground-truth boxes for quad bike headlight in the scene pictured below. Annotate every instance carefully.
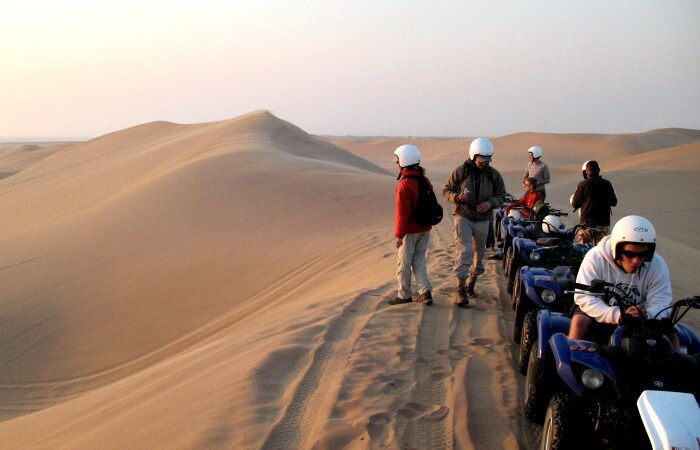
[529,251,541,262]
[541,289,556,304]
[581,369,604,390]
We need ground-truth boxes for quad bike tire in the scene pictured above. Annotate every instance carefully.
[541,392,578,450]
[505,247,514,294]
[523,338,548,423]
[518,310,536,375]
[512,277,530,344]
[511,267,521,310]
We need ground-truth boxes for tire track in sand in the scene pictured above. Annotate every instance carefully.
[260,284,387,449]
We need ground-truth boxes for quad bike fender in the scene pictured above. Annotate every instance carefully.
[507,223,528,240]
[637,390,700,450]
[534,310,570,358]
[513,237,538,261]
[549,334,616,397]
[522,267,562,310]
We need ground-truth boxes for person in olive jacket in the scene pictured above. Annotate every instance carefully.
[443,138,506,307]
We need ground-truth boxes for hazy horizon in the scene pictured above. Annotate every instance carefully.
[2,1,699,139]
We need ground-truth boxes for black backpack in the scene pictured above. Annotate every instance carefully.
[403,175,443,226]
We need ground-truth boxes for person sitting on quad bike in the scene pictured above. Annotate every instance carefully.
[568,215,678,348]
[504,176,543,219]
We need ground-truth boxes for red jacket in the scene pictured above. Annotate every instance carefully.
[505,190,543,218]
[394,168,433,238]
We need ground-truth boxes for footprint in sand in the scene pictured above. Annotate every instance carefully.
[397,402,450,422]
[366,412,392,443]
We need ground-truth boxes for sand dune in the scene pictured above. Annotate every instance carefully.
[0,112,697,448]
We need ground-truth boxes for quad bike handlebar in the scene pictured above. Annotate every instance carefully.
[567,281,700,336]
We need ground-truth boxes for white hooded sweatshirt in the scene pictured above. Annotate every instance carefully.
[574,235,672,324]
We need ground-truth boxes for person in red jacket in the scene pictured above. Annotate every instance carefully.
[504,177,543,218]
[390,144,434,305]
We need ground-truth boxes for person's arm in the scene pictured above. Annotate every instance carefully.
[641,257,673,319]
[571,181,584,209]
[574,252,621,324]
[394,179,416,240]
[541,164,551,186]
[487,172,507,209]
[443,167,463,204]
[608,181,618,207]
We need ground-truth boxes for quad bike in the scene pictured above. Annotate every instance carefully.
[512,265,576,374]
[522,281,700,449]
[509,224,595,356]
[500,203,567,275]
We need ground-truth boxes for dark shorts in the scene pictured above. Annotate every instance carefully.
[572,306,617,345]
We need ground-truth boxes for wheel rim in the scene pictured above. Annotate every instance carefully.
[525,339,537,398]
[542,413,553,449]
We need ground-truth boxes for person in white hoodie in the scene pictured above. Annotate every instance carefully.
[568,215,673,344]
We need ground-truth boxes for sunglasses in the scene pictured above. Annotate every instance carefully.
[619,249,649,259]
[523,183,532,187]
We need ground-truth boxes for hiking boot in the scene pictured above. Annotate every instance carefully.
[388,296,412,305]
[486,250,503,260]
[466,280,479,299]
[454,288,469,307]
[417,291,433,305]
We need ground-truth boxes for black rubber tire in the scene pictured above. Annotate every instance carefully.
[523,339,547,423]
[502,238,511,269]
[512,289,524,343]
[505,247,514,294]
[518,310,536,375]
[541,392,576,450]
[511,267,521,310]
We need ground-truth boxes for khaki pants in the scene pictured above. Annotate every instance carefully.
[452,215,489,280]
[397,231,432,299]
[576,226,609,245]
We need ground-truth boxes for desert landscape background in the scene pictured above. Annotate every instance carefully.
[0,110,698,449]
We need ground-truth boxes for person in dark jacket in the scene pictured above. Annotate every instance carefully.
[571,160,617,244]
[443,138,506,306]
[390,144,434,306]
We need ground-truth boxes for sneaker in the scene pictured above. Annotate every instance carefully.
[417,291,433,305]
[454,288,469,307]
[388,296,412,305]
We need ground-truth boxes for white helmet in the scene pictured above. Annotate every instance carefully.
[581,160,590,179]
[508,209,523,220]
[469,138,494,162]
[528,146,543,159]
[542,215,562,234]
[394,144,421,167]
[610,215,656,261]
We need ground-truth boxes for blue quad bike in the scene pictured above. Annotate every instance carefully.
[509,225,595,356]
[523,280,700,449]
[505,221,587,301]
[493,193,517,248]
[494,197,554,257]
[513,265,577,374]
[500,204,567,277]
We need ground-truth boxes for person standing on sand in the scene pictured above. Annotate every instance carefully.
[571,160,617,244]
[523,146,551,201]
[389,144,434,306]
[443,138,506,307]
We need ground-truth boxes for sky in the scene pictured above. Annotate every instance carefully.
[1,1,699,139]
